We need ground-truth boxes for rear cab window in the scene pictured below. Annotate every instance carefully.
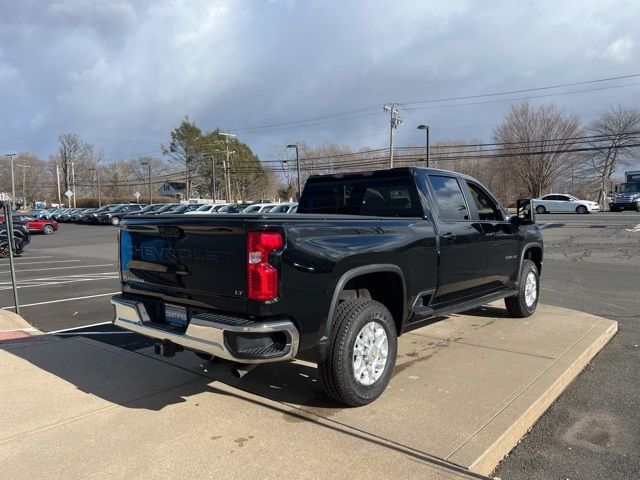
[297,174,423,217]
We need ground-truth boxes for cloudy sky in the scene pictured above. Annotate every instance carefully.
[1,0,638,163]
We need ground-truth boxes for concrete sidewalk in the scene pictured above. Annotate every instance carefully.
[0,303,616,479]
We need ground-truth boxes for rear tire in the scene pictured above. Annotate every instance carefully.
[111,216,121,226]
[318,299,397,407]
[505,260,539,318]
[42,224,54,235]
[576,205,588,214]
[535,205,546,214]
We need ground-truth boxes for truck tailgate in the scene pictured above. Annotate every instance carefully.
[119,217,247,309]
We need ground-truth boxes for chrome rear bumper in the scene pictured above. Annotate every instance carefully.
[111,295,299,363]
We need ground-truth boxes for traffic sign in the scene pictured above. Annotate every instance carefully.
[65,190,73,198]
[134,191,141,199]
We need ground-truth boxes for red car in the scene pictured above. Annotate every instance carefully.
[0,215,59,235]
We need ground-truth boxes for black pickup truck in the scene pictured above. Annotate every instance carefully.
[111,167,543,406]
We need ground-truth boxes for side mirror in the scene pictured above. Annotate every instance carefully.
[511,198,535,225]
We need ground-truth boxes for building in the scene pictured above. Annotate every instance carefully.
[158,182,186,198]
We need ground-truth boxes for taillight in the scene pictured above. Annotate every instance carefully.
[247,231,283,301]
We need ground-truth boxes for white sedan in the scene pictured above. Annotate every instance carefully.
[533,194,600,214]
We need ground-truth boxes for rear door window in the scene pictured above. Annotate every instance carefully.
[428,175,470,221]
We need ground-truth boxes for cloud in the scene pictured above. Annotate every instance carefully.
[600,37,634,63]
[0,0,638,161]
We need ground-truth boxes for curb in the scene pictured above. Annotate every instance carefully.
[447,316,618,475]
[0,310,42,337]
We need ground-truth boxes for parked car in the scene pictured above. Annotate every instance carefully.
[112,167,543,406]
[184,204,216,215]
[82,204,122,223]
[158,204,205,215]
[57,208,87,222]
[532,194,600,214]
[97,204,147,225]
[217,203,252,213]
[28,209,52,220]
[268,203,297,214]
[16,215,59,235]
[242,203,278,213]
[126,204,166,216]
[0,218,31,256]
[144,203,181,215]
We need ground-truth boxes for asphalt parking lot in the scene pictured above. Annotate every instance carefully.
[1,212,639,479]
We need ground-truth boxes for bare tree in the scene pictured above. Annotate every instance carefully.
[493,101,583,198]
[580,106,640,207]
[57,133,91,192]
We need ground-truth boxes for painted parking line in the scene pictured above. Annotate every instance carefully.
[0,264,114,274]
[53,331,134,336]
[0,260,81,266]
[48,321,113,333]
[0,273,118,291]
[0,256,54,261]
[1,292,120,311]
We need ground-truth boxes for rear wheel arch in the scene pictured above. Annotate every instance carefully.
[322,265,406,351]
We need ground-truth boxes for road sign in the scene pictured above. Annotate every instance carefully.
[65,190,73,198]
[134,191,141,199]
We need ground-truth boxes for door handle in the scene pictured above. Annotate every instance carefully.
[442,232,456,241]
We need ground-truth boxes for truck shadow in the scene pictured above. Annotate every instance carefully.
[3,304,503,412]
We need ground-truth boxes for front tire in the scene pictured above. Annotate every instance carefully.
[576,205,588,214]
[535,205,546,214]
[42,224,54,235]
[505,259,539,318]
[319,299,397,406]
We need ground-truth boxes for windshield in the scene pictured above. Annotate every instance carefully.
[619,183,640,193]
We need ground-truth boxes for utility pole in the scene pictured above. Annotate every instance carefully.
[219,132,237,202]
[208,154,216,202]
[384,104,404,167]
[5,153,18,210]
[141,161,152,204]
[96,164,102,207]
[71,161,77,207]
[17,164,31,208]
[56,163,62,207]
[286,144,301,200]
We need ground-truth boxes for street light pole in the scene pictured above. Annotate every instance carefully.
[417,124,430,167]
[286,144,301,200]
[17,164,31,208]
[5,153,18,209]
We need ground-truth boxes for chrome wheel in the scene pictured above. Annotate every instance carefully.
[353,321,388,386]
[524,271,537,307]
